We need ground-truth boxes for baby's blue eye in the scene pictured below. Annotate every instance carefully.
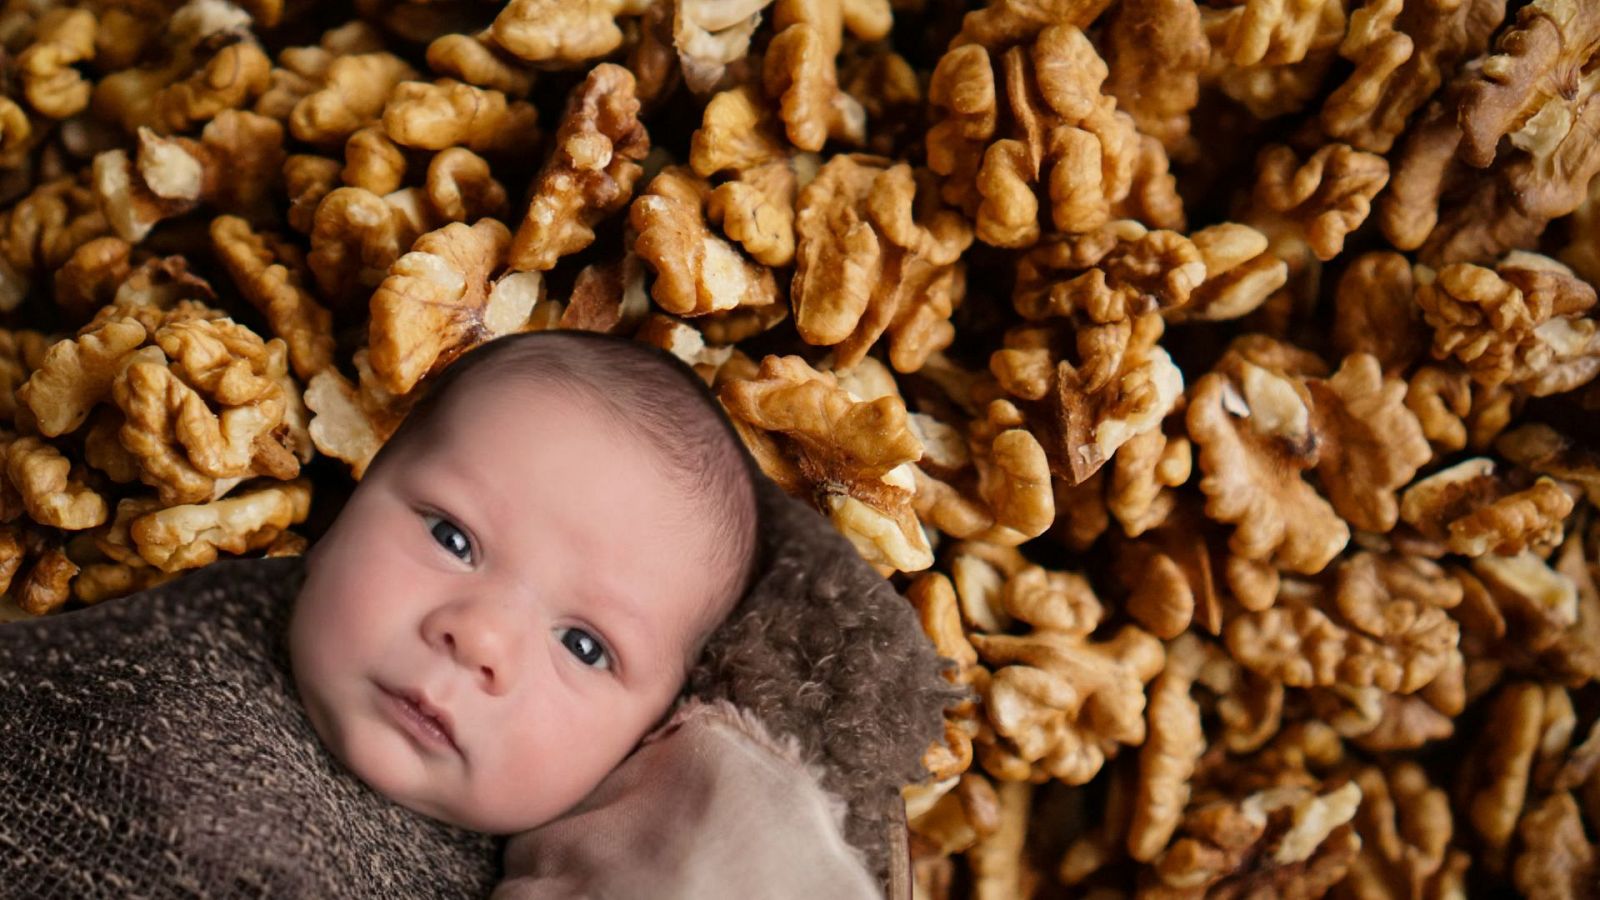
[422,513,471,562]
[557,627,611,670]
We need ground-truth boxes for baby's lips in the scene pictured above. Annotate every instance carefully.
[383,681,460,751]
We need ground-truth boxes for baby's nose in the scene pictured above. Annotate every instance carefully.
[442,631,500,689]
[434,609,522,695]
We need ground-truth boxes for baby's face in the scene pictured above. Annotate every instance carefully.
[289,382,722,834]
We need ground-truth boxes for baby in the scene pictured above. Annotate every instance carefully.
[289,328,764,835]
[0,327,774,896]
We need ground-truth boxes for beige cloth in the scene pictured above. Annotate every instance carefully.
[493,697,883,900]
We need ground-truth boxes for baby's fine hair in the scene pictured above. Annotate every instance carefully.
[366,329,763,668]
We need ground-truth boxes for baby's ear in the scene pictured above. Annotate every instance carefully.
[684,475,968,887]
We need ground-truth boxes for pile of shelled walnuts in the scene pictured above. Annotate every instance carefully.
[0,0,1597,895]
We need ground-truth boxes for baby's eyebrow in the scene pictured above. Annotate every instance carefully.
[582,578,646,625]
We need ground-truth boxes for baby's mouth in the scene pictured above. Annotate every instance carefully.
[379,682,462,756]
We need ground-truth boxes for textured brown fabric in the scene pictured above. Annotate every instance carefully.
[493,697,882,900]
[683,476,969,888]
[0,553,501,899]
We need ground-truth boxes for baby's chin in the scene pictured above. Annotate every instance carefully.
[343,737,579,834]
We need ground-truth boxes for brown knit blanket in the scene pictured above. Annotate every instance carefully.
[0,553,502,899]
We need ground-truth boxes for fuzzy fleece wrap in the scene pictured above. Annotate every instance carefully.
[684,475,970,891]
[0,553,502,899]
[493,696,883,899]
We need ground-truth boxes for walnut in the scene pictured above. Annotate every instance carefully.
[1382,5,1600,268]
[16,310,147,435]
[1143,780,1363,899]
[1129,632,1207,862]
[630,165,779,318]
[1470,532,1600,708]
[946,540,1034,636]
[907,770,1001,859]
[1561,171,1600,287]
[288,52,418,146]
[949,0,1112,51]
[0,174,110,312]
[54,236,132,323]
[1244,142,1390,267]
[791,154,972,372]
[906,571,984,783]
[763,23,865,153]
[1204,0,1346,69]
[968,562,1164,785]
[208,215,335,382]
[0,96,35,171]
[688,92,812,265]
[706,155,810,268]
[1116,505,1219,638]
[340,125,406,196]
[90,0,272,136]
[1400,456,1574,557]
[1446,476,1574,557]
[91,132,203,243]
[966,779,1040,898]
[1168,222,1288,323]
[16,7,96,120]
[92,111,285,243]
[509,64,649,273]
[489,0,650,66]
[254,23,388,122]
[689,84,790,178]
[1332,251,1428,374]
[1052,314,1185,485]
[368,219,549,396]
[4,435,107,529]
[1305,352,1431,534]
[1455,0,1600,169]
[718,353,931,572]
[1404,363,1518,456]
[1334,762,1467,900]
[929,25,1156,248]
[910,395,1053,547]
[1099,0,1207,159]
[12,535,80,616]
[672,0,769,94]
[1458,681,1573,874]
[925,44,995,216]
[1186,348,1348,575]
[283,154,341,234]
[1496,423,1600,506]
[306,186,427,310]
[71,557,180,607]
[1200,0,1345,119]
[1013,224,1206,325]
[1225,553,1461,695]
[1310,683,1460,752]
[1108,427,1191,539]
[304,347,412,481]
[1513,792,1597,900]
[838,48,921,157]
[1415,251,1600,396]
[558,254,652,336]
[425,31,536,98]
[106,313,301,505]
[1319,0,1506,154]
[1378,98,1518,263]
[129,477,311,572]
[380,79,541,155]
[421,147,508,225]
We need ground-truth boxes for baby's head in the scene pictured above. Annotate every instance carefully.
[288,330,761,834]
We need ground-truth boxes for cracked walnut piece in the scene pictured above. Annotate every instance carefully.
[509,64,649,274]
